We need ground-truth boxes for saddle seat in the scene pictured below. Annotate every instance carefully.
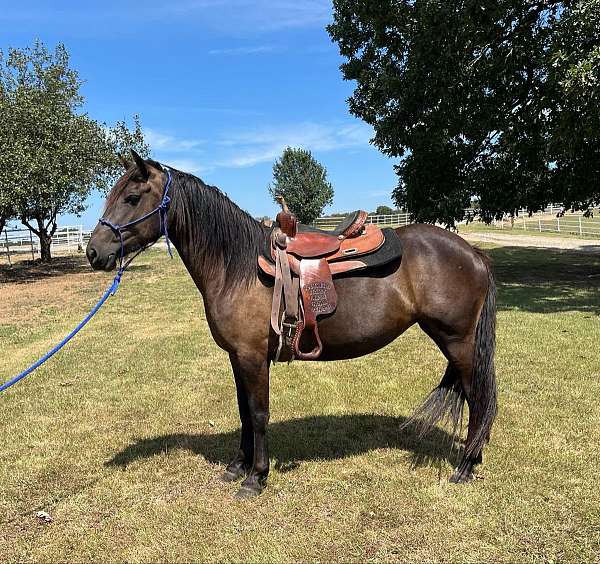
[258,199,401,363]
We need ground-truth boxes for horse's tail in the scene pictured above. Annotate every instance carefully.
[400,366,465,445]
[464,250,497,458]
[402,249,497,455]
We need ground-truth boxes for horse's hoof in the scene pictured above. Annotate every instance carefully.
[449,467,475,484]
[221,465,246,482]
[221,469,243,482]
[234,485,262,499]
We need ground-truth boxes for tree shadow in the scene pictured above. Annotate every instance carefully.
[106,414,461,474]
[0,255,150,285]
[484,246,600,314]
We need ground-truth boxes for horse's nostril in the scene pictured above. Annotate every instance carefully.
[87,245,97,264]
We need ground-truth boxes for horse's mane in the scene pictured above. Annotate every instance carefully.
[168,167,267,290]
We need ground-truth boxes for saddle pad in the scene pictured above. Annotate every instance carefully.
[259,227,403,277]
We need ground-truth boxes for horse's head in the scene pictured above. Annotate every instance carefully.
[87,150,168,271]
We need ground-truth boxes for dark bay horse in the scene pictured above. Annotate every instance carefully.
[87,152,497,498]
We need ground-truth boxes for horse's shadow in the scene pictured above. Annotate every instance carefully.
[106,414,460,472]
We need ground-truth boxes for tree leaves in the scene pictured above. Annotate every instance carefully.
[329,1,600,224]
[268,147,334,224]
[0,41,149,258]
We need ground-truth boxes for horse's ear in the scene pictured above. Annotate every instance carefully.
[131,149,149,180]
[117,153,130,171]
[146,158,164,172]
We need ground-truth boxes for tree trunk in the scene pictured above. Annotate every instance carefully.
[38,229,52,262]
[0,216,5,237]
[21,216,57,263]
[34,217,54,263]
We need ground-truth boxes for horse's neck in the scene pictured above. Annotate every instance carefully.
[166,177,265,299]
[170,232,225,298]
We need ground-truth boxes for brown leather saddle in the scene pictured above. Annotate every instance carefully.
[258,198,400,362]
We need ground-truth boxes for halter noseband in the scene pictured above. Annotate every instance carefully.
[99,168,173,280]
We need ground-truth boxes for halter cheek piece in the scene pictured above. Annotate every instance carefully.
[99,169,173,281]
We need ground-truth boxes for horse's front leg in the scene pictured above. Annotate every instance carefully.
[223,353,254,482]
[229,353,270,498]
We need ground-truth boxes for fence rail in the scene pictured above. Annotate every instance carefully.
[312,213,411,230]
[313,206,600,239]
[492,213,600,237]
[1,225,93,264]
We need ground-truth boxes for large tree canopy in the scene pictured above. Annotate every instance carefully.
[328,0,600,225]
[0,41,148,260]
[269,147,334,224]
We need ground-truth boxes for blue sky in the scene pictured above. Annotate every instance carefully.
[2,0,398,229]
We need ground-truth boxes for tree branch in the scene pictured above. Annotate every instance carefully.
[21,217,41,237]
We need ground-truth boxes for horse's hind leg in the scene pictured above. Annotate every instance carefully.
[443,339,484,483]
[416,325,496,482]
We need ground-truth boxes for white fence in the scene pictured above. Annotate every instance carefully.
[314,206,600,239]
[1,225,93,263]
[491,212,600,238]
[313,213,411,230]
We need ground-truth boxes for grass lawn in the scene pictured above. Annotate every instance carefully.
[1,246,599,561]
[459,220,600,240]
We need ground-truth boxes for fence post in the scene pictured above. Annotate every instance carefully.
[539,218,542,232]
[523,216,526,230]
[4,230,11,266]
[579,215,582,236]
[29,230,35,260]
[557,217,560,232]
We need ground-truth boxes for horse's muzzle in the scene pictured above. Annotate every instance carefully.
[87,245,117,271]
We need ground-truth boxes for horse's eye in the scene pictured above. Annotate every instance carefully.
[125,194,141,206]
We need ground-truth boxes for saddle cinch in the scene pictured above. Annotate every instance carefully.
[258,198,403,362]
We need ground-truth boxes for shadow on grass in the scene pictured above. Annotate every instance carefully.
[485,246,600,314]
[0,255,150,285]
[106,414,460,473]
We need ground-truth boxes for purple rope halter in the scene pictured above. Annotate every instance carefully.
[99,169,174,282]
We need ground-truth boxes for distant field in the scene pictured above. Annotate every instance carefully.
[1,246,599,561]
[459,215,600,240]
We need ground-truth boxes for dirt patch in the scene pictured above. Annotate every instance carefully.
[0,256,103,324]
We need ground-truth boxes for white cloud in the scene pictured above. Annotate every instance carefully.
[144,128,205,152]
[145,120,373,173]
[217,121,373,168]
[165,158,213,175]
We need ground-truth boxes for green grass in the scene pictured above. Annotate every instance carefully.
[1,248,599,561]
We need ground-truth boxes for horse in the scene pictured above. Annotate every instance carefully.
[87,151,497,498]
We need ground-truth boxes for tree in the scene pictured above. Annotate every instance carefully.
[0,41,149,261]
[268,147,334,224]
[0,64,17,236]
[375,205,395,216]
[328,1,600,225]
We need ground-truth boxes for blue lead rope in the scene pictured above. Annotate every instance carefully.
[0,270,123,393]
[0,168,173,394]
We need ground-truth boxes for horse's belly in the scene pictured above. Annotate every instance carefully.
[312,269,414,361]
